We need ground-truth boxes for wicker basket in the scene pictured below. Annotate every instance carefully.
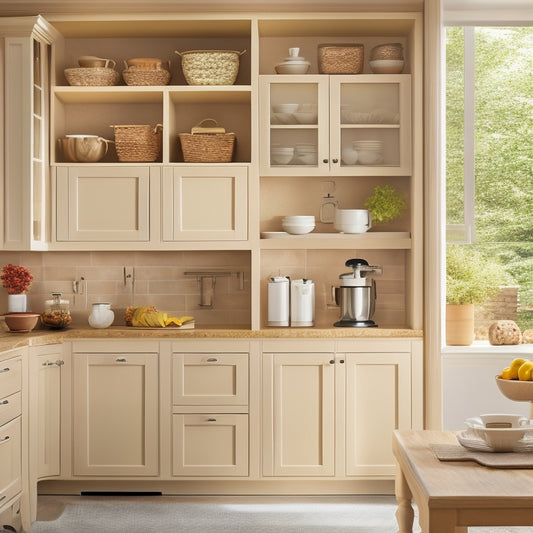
[122,67,171,86]
[178,119,235,163]
[318,44,364,74]
[370,43,404,61]
[175,50,246,86]
[64,67,121,86]
[112,124,162,162]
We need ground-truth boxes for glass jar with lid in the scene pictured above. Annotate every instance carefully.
[40,292,72,329]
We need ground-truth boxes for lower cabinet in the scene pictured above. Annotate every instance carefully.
[72,349,159,476]
[171,343,250,477]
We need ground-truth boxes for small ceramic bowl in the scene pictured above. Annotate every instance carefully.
[369,59,405,74]
[4,312,40,332]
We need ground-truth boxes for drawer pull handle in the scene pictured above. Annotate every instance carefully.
[207,418,217,422]
[0,495,6,503]
[1,399,8,405]
[0,367,10,373]
[0,435,10,445]
[116,357,127,362]
[206,358,218,362]
[55,360,65,366]
[43,361,54,366]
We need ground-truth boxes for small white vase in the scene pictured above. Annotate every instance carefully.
[7,294,27,313]
[88,302,114,329]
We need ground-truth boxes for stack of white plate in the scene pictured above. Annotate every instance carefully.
[281,215,315,234]
[457,413,533,452]
[353,140,384,165]
[294,143,317,165]
[270,146,294,165]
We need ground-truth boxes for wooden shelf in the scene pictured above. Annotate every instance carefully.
[260,232,411,249]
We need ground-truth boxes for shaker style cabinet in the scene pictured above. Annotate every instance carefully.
[162,166,248,241]
[55,166,154,242]
[171,346,250,476]
[72,349,159,476]
[259,75,411,177]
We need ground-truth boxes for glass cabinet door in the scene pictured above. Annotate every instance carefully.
[259,76,330,176]
[330,75,411,176]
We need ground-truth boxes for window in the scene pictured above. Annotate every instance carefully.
[446,26,533,331]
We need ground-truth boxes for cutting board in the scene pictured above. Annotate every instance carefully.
[431,443,533,468]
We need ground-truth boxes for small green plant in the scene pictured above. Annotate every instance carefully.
[364,185,407,225]
[446,245,511,305]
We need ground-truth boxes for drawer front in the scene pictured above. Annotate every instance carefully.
[172,353,248,406]
[0,358,22,398]
[172,413,248,477]
[0,416,22,505]
[0,497,21,532]
[0,391,21,427]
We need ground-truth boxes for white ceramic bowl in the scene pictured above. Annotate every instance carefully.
[294,112,318,124]
[357,150,384,165]
[282,222,315,235]
[275,62,310,75]
[334,209,372,233]
[464,414,533,451]
[369,59,404,74]
[341,147,359,165]
[282,215,315,224]
[59,135,113,162]
[271,147,294,165]
[272,103,300,114]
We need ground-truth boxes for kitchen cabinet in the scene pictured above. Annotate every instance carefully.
[1,16,58,250]
[263,339,423,478]
[262,346,336,476]
[260,75,411,176]
[162,166,248,241]
[55,165,156,242]
[0,351,24,520]
[171,343,250,477]
[72,347,159,476]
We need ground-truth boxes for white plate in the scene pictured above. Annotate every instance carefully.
[457,430,533,453]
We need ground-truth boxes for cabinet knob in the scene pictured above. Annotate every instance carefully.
[0,435,10,445]
[55,360,65,366]
[206,357,218,362]
[329,359,335,364]
[340,359,345,364]
[43,361,54,366]
[116,357,127,362]
[0,399,8,405]
[323,158,329,164]
[332,158,339,164]
[207,418,217,422]
[0,367,10,374]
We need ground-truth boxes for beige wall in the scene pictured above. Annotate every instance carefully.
[0,250,251,327]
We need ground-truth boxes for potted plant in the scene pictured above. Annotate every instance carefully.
[1,263,33,313]
[446,245,510,345]
[364,185,407,226]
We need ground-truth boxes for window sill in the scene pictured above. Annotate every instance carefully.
[442,341,533,355]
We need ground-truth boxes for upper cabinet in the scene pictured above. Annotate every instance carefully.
[260,75,411,176]
[1,16,59,250]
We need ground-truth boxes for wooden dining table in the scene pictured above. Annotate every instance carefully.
[393,430,533,533]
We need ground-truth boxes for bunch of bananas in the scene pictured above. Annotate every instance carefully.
[124,306,194,328]
[500,358,533,381]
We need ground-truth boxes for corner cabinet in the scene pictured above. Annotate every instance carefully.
[72,345,159,476]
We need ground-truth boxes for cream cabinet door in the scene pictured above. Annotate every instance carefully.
[56,166,153,241]
[29,346,65,480]
[172,414,248,476]
[344,352,411,477]
[162,166,247,241]
[262,353,335,476]
[72,353,158,476]
[0,416,22,505]
[172,353,248,406]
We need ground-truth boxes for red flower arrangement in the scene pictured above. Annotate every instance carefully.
[1,264,33,295]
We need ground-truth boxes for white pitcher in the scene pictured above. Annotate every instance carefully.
[88,302,114,329]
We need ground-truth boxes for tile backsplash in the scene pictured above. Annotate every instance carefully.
[0,251,251,327]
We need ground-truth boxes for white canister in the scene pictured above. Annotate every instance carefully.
[290,279,315,327]
[88,302,115,329]
[268,276,290,327]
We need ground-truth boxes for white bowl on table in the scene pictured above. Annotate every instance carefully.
[282,215,315,235]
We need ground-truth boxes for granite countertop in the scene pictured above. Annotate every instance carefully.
[0,324,423,352]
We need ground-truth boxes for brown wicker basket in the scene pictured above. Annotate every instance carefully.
[318,44,364,74]
[370,43,404,61]
[175,50,246,86]
[64,67,121,86]
[178,119,235,163]
[112,124,162,162]
[122,67,171,86]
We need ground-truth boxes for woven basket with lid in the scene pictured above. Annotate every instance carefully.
[178,119,235,162]
[318,44,364,74]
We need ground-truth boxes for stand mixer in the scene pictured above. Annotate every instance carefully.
[332,258,382,327]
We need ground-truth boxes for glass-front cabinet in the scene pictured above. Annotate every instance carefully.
[260,75,411,176]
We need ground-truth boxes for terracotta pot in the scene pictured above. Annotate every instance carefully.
[446,303,474,346]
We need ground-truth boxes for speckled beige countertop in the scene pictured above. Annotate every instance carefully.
[0,324,423,352]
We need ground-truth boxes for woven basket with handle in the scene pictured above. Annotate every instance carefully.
[112,124,163,162]
[178,119,235,162]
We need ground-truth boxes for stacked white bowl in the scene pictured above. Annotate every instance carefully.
[270,146,294,165]
[333,209,371,233]
[294,143,317,165]
[353,140,384,165]
[281,215,315,235]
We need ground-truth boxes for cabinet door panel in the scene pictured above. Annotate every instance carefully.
[263,353,335,476]
[172,414,248,476]
[73,353,158,476]
[0,416,22,504]
[345,353,411,476]
[173,353,248,406]
[0,358,22,398]
[56,166,151,241]
[162,166,247,241]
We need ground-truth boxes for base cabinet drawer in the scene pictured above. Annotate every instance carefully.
[172,414,248,477]
[0,416,22,506]
[0,359,22,399]
[0,497,21,532]
[0,392,21,428]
